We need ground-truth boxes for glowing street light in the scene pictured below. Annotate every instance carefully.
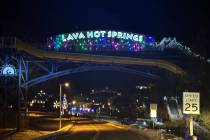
[107,102,111,116]
[64,82,70,87]
[72,100,76,105]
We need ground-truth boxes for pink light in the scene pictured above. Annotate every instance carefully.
[89,42,93,46]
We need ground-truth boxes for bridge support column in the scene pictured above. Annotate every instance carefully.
[17,57,22,131]
[24,61,29,129]
[17,57,28,131]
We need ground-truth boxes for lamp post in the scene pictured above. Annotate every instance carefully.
[59,82,69,129]
[108,102,111,116]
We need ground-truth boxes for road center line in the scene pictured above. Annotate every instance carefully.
[107,123,124,129]
[91,125,100,140]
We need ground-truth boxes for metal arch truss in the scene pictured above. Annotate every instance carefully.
[0,53,158,89]
[20,64,159,88]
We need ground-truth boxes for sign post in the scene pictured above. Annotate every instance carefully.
[150,104,157,129]
[183,92,200,140]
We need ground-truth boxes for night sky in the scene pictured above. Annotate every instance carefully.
[1,1,210,47]
[1,0,210,95]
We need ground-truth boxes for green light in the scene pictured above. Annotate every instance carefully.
[133,35,138,41]
[120,39,124,43]
[55,44,61,49]
[139,35,143,42]
[61,34,65,41]
[79,32,85,39]
[72,33,79,39]
[87,31,94,38]
[94,31,100,38]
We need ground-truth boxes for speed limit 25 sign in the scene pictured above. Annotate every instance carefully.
[183,92,200,115]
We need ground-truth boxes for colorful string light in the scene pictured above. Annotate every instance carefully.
[46,31,210,64]
[47,31,155,52]
[157,37,210,64]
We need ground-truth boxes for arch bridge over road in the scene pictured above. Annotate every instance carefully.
[0,34,188,130]
[0,36,186,104]
[0,37,186,88]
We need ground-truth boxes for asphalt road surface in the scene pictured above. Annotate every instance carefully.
[51,118,154,140]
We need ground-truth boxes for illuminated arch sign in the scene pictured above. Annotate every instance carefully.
[47,30,155,52]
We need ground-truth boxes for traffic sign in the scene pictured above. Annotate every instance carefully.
[183,92,200,115]
[150,104,157,117]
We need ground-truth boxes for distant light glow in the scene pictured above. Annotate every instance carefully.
[64,82,69,87]
[72,100,76,105]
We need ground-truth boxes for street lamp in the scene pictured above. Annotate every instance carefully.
[64,83,69,87]
[59,82,69,129]
[72,100,76,105]
[107,102,111,116]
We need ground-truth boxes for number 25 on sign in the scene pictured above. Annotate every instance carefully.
[183,92,200,115]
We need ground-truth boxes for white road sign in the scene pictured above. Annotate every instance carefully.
[183,92,200,115]
[150,104,157,117]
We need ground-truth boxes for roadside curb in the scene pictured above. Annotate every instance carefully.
[136,129,184,140]
[103,120,183,140]
[33,124,73,140]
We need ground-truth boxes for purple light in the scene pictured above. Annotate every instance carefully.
[89,42,93,46]
[64,44,67,48]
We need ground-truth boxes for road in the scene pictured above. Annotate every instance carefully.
[50,118,154,140]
